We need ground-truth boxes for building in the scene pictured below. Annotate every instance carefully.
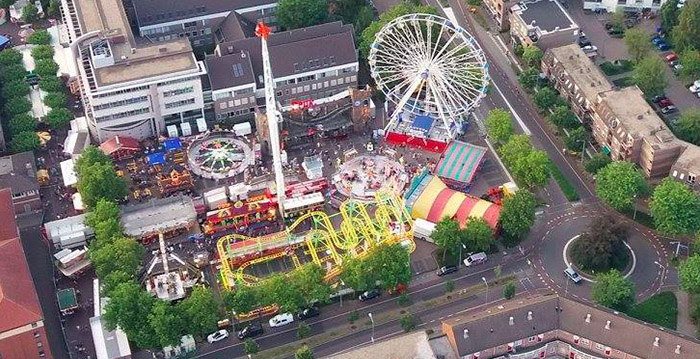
[509,0,579,50]
[0,151,42,216]
[326,331,455,359]
[442,293,700,359]
[483,0,512,31]
[89,278,132,359]
[59,0,208,142]
[205,21,358,121]
[671,144,700,191]
[43,213,94,249]
[131,0,277,47]
[0,189,54,359]
[9,0,44,23]
[120,195,197,243]
[583,0,666,14]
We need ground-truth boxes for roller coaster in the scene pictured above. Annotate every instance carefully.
[216,191,415,289]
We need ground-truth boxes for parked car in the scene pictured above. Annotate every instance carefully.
[463,252,488,267]
[436,265,458,276]
[651,95,667,103]
[665,52,678,63]
[673,63,683,75]
[564,266,582,284]
[237,323,263,340]
[297,307,320,320]
[582,45,598,54]
[658,42,671,51]
[651,37,664,45]
[577,36,591,47]
[659,98,674,107]
[358,289,381,302]
[661,105,678,114]
[207,329,229,343]
[269,313,295,328]
[689,80,700,93]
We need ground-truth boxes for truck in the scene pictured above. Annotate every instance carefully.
[413,218,436,243]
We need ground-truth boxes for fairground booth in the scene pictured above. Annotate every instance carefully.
[99,136,140,160]
[434,141,487,191]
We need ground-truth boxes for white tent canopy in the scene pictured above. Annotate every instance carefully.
[60,159,78,187]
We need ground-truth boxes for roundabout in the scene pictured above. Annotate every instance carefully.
[562,234,636,282]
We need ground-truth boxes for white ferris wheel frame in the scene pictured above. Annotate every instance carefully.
[368,13,490,138]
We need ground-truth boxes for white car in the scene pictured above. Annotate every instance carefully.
[689,80,700,93]
[581,45,598,53]
[269,312,294,328]
[206,329,229,343]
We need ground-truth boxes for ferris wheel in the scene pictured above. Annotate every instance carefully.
[369,13,489,139]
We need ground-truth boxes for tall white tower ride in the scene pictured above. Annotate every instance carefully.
[256,22,286,216]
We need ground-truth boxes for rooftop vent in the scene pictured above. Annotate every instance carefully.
[463,329,469,339]
[605,320,611,330]
[509,317,514,326]
[585,313,591,323]
[241,50,246,58]
[637,114,644,120]
[527,311,533,321]
[653,337,659,347]
[676,345,681,354]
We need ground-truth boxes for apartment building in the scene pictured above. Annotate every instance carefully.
[483,0,512,31]
[583,0,666,13]
[509,0,579,50]
[442,294,700,359]
[0,151,42,217]
[671,145,700,191]
[205,21,358,121]
[59,0,208,142]
[131,0,277,47]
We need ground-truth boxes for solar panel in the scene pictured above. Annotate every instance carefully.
[232,63,244,77]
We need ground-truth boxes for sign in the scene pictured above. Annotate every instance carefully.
[291,99,315,110]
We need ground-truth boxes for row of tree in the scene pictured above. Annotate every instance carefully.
[431,217,493,263]
[0,48,39,152]
[75,147,128,208]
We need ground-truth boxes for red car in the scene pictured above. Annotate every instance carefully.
[665,52,678,63]
[659,98,674,107]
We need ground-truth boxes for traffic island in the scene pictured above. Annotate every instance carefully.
[563,234,635,282]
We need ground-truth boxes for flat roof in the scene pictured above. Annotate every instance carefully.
[597,87,668,139]
[674,142,700,174]
[548,44,612,101]
[132,0,276,27]
[121,195,196,236]
[512,0,577,33]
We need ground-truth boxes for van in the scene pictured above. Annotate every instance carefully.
[463,252,487,267]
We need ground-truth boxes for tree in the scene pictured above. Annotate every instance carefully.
[499,135,550,189]
[276,0,327,30]
[290,263,332,306]
[148,300,185,348]
[223,284,260,315]
[0,48,23,67]
[340,255,374,292]
[296,322,311,339]
[89,236,143,279]
[485,108,513,144]
[2,79,30,98]
[633,56,668,97]
[570,217,627,272]
[676,108,700,145]
[462,217,493,253]
[679,254,700,293]
[533,87,562,112]
[259,273,306,313]
[609,12,626,32]
[45,107,73,128]
[585,153,612,174]
[661,0,680,32]
[359,3,437,58]
[21,2,39,23]
[548,105,579,129]
[671,0,700,52]
[34,59,59,77]
[0,64,28,82]
[47,0,59,18]
[498,189,537,240]
[354,5,374,37]
[431,217,464,262]
[178,286,219,338]
[39,76,63,92]
[5,97,32,117]
[0,0,16,9]
[44,91,67,109]
[244,339,259,355]
[75,146,112,175]
[649,178,700,234]
[8,113,36,136]
[27,30,51,45]
[679,49,700,81]
[9,131,41,153]
[503,281,516,299]
[103,281,158,348]
[591,270,635,312]
[77,162,128,208]
[518,67,540,91]
[521,45,543,68]
[565,127,588,152]
[295,345,315,359]
[100,270,134,297]
[624,28,653,63]
[445,280,454,292]
[31,45,55,61]
[93,218,123,245]
[400,313,415,332]
[366,243,412,291]
[595,161,647,212]
[85,199,122,230]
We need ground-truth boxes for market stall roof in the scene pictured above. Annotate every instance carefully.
[99,136,140,156]
[146,152,166,166]
[435,141,487,185]
[405,174,500,229]
[163,137,183,152]
[60,159,78,187]
[57,288,78,312]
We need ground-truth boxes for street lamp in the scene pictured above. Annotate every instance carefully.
[459,243,467,268]
[632,194,638,220]
[339,280,345,307]
[368,312,375,343]
[482,277,489,304]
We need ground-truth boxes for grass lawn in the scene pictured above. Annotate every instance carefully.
[612,77,635,88]
[547,161,580,201]
[621,208,655,229]
[628,291,678,330]
[599,60,634,76]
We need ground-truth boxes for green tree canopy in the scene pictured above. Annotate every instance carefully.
[340,243,411,292]
[498,189,536,240]
[8,113,36,136]
[485,108,514,144]
[0,0,17,9]
[518,67,540,91]
[359,3,437,59]
[295,345,315,359]
[48,0,59,17]
[549,105,579,129]
[92,218,125,246]
[259,272,306,313]
[564,127,588,152]
[223,283,261,315]
[4,96,32,117]
[661,0,680,31]
[39,76,63,92]
[595,161,647,212]
[671,0,700,52]
[34,59,59,77]
[77,162,127,208]
[85,198,122,230]
[584,153,612,174]
[676,108,700,145]
[649,178,700,234]
[43,91,67,110]
[27,29,51,45]
[679,49,700,81]
[591,270,635,312]
[570,217,627,272]
[75,146,112,175]
[89,236,143,279]
[462,217,493,253]
[100,270,134,297]
[499,135,550,189]
[609,11,626,32]
[633,56,668,97]
[148,300,185,348]
[431,217,464,262]
[103,281,158,348]
[276,0,327,30]
[0,48,23,67]
[400,313,415,332]
[624,28,653,63]
[31,45,55,61]
[9,131,41,153]
[679,254,700,293]
[178,286,219,338]
[45,107,73,128]
[2,79,30,98]
[521,45,543,68]
[339,255,375,292]
[290,263,332,306]
[533,87,563,112]
[21,2,39,23]
[244,339,259,355]
[0,63,28,82]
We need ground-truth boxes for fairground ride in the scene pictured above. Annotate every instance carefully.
[216,191,415,289]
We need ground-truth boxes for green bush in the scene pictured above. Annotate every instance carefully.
[28,30,51,45]
[34,59,59,77]
[8,113,37,136]
[45,107,73,129]
[296,322,311,339]
[398,293,411,306]
[585,153,612,174]
[39,76,63,92]
[9,131,41,153]
[0,64,28,82]
[0,48,23,67]
[348,310,359,323]
[2,79,30,98]
[43,92,66,109]
[5,97,32,117]
[503,281,516,299]
[599,60,634,76]
[244,338,259,354]
[400,313,415,332]
[31,45,55,60]
[445,280,455,293]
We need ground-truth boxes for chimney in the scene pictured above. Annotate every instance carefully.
[605,320,611,330]
[585,313,591,323]
[463,329,469,339]
[509,317,514,326]
[26,162,34,178]
[653,337,659,347]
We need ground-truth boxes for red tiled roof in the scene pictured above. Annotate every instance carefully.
[0,189,43,333]
[0,189,18,242]
[99,136,141,156]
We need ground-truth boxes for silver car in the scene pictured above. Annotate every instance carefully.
[564,266,582,284]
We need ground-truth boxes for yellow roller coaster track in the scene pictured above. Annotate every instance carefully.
[217,191,414,289]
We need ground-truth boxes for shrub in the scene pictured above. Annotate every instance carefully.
[43,92,66,109]
[28,30,51,45]
[398,293,411,306]
[400,313,415,332]
[34,59,59,77]
[0,48,23,67]
[39,76,63,92]
[296,322,311,339]
[348,310,359,322]
[585,153,612,174]
[31,45,55,60]
[445,280,455,293]
[503,281,516,299]
[45,108,74,129]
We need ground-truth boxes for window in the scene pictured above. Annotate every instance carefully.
[93,96,149,111]
[689,174,696,184]
[595,343,605,351]
[31,323,38,328]
[95,108,150,122]
[220,102,228,109]
[232,63,245,78]
[184,21,197,28]
[164,98,195,109]
[163,87,194,97]
[338,78,344,85]
[341,66,354,74]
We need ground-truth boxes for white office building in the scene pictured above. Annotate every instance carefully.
[583,0,667,13]
[59,0,207,142]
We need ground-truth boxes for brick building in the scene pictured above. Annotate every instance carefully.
[0,151,42,216]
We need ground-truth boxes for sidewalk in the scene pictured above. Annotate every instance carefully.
[676,291,697,338]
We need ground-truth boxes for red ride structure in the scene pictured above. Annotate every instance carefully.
[203,197,277,234]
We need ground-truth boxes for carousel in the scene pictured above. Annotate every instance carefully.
[332,154,408,201]
[186,131,254,180]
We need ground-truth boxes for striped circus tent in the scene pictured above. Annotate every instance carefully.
[405,173,501,229]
